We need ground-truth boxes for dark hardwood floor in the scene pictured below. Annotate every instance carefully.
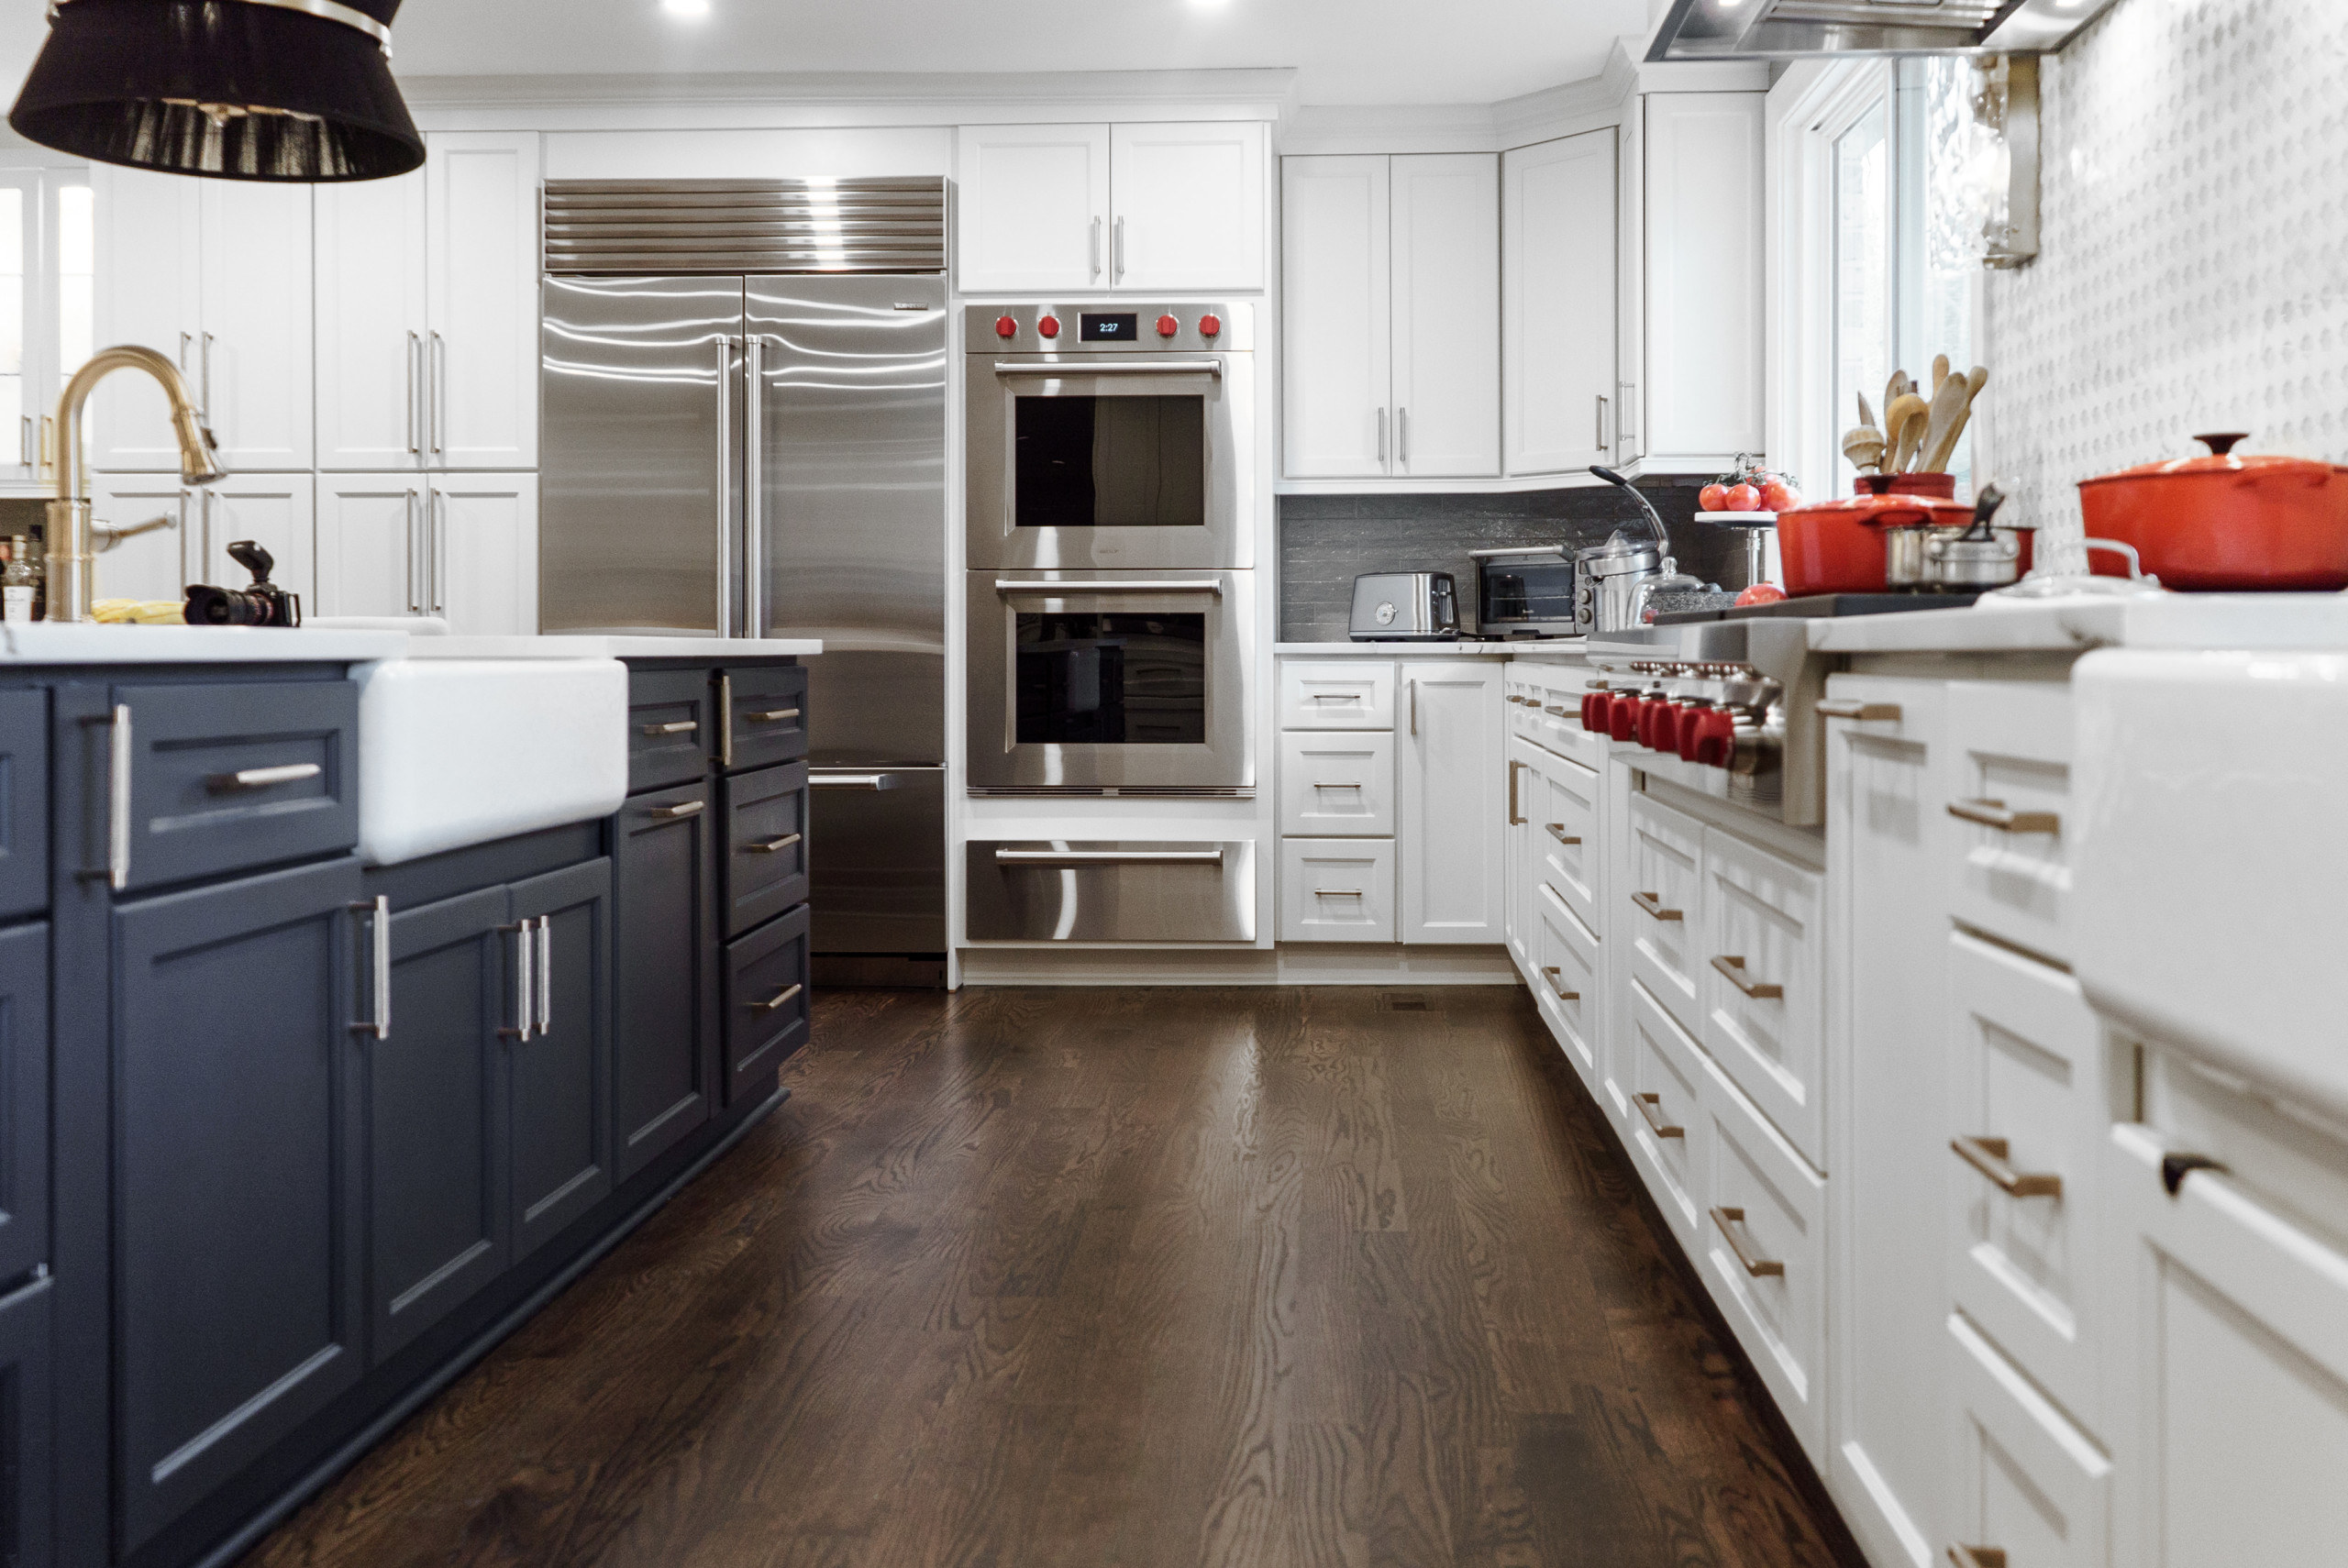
[241,987,1866,1568]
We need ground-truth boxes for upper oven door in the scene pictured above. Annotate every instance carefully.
[967,352,1252,570]
[968,569,1257,791]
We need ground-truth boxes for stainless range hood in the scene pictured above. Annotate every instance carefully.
[1647,0,2123,61]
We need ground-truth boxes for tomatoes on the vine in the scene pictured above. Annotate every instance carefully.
[1699,482,1729,512]
[1723,482,1761,513]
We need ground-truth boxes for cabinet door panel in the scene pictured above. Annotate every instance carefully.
[1534,883,1600,1085]
[199,475,317,607]
[1110,122,1265,293]
[1642,93,1765,465]
[1533,751,1600,926]
[1947,1312,2110,1568]
[0,1275,50,1568]
[723,902,808,1106]
[316,171,426,470]
[316,477,426,621]
[1625,977,1707,1253]
[613,781,718,1181]
[429,474,538,635]
[0,691,46,921]
[1390,153,1500,479]
[90,167,199,471]
[722,762,808,939]
[199,181,314,470]
[1279,731,1394,838]
[1397,663,1502,944]
[510,858,614,1259]
[1625,790,1704,1035]
[1278,838,1395,944]
[0,925,48,1292]
[426,132,541,469]
[1504,130,1615,475]
[1946,680,2073,964]
[366,885,509,1364]
[1701,829,1825,1168]
[1280,157,1390,479]
[86,479,193,605]
[956,124,1111,294]
[114,858,363,1554]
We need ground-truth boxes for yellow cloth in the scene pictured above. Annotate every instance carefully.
[91,599,188,624]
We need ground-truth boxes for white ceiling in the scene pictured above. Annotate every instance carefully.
[1,0,1655,113]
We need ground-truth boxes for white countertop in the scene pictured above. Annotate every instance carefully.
[0,624,821,665]
[1275,639,1574,657]
[1808,593,2348,654]
[405,634,823,660]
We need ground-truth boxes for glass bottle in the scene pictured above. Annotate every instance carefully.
[0,536,40,625]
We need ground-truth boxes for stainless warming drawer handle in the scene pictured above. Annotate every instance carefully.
[992,580,1224,596]
[810,772,902,790]
[992,359,1223,377]
[995,848,1224,867]
[206,762,322,791]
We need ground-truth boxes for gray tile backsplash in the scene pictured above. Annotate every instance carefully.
[1278,480,1752,642]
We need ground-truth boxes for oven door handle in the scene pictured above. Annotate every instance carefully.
[994,848,1224,867]
[992,580,1224,596]
[991,360,1223,377]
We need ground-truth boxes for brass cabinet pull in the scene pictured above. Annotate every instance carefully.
[1634,1092,1683,1140]
[1952,1135,2063,1198]
[649,800,706,820]
[749,982,803,1013]
[1815,699,1902,721]
[1545,823,1580,845]
[1544,703,1571,717]
[1947,798,2060,834]
[747,833,803,854]
[206,762,321,791]
[744,707,801,723]
[1508,759,1526,825]
[641,720,698,736]
[1711,1207,1785,1277]
[1710,954,1783,1000]
[1540,966,1578,1001]
[1633,890,1682,922]
[1948,1549,2007,1568]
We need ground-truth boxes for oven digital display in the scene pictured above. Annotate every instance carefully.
[1078,313,1139,342]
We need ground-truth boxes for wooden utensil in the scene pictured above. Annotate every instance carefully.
[1931,354,1951,399]
[1912,368,1974,473]
[1858,392,1877,432]
[1884,392,1930,472]
[1921,365,1990,473]
[1843,425,1887,474]
[1885,371,1911,421]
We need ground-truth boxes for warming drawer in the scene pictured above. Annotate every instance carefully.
[966,841,1257,944]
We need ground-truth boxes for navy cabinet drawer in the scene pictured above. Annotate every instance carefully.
[0,690,45,920]
[627,668,716,794]
[723,903,807,1105]
[114,681,358,892]
[721,761,807,938]
[0,925,47,1291]
[721,665,807,773]
[0,1274,50,1568]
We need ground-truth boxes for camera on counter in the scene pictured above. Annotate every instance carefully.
[184,539,302,628]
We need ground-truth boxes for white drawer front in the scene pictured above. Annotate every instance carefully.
[1534,882,1600,1083]
[1280,659,1395,730]
[1534,752,1601,928]
[1947,1312,2111,1568]
[1701,828,1825,1169]
[1627,790,1705,1039]
[1699,1051,1828,1465]
[1948,680,2072,963]
[1278,838,1396,942]
[1625,978,1708,1254]
[1949,930,2109,1435]
[1279,731,1395,836]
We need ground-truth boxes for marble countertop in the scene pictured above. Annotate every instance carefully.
[406,635,823,660]
[1809,593,2348,654]
[0,624,822,665]
[1275,639,1581,657]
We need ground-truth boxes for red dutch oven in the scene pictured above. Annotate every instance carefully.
[1776,482,1975,596]
[2077,433,2348,591]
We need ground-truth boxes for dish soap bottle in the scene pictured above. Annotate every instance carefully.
[0,536,39,624]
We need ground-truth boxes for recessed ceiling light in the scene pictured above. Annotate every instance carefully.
[662,0,712,17]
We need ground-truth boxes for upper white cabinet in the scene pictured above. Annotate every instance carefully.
[1503,130,1617,476]
[1638,92,1765,469]
[957,121,1265,294]
[92,171,312,472]
[317,470,537,635]
[1281,154,1499,481]
[316,132,540,471]
[1616,112,1645,467]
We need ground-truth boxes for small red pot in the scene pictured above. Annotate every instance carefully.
[2078,433,2348,591]
[1778,484,1976,596]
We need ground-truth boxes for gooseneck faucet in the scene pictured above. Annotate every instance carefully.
[46,346,224,623]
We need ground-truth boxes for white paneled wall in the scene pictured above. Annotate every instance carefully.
[1987,0,2348,570]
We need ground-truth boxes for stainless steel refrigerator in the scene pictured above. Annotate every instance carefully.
[538,179,947,986]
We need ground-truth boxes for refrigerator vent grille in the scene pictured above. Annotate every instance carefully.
[543,178,947,274]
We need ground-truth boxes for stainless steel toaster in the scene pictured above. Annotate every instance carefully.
[1349,571,1459,641]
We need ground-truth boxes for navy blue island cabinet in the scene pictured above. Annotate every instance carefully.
[0,650,809,1568]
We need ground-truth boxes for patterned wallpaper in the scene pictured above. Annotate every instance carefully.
[1984,0,2348,573]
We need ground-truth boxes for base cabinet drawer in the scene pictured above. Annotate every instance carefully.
[724,904,809,1106]
[0,924,48,1289]
[0,1275,49,1568]
[1534,883,1599,1082]
[1700,829,1824,1169]
[1627,791,1705,1036]
[1278,731,1395,836]
[613,782,720,1181]
[721,664,809,772]
[1532,752,1600,926]
[0,690,46,920]
[969,842,1257,944]
[1947,1312,2110,1568]
[1279,839,1395,943]
[1947,681,2073,963]
[1279,660,1395,730]
[627,668,716,792]
[722,761,809,938]
[1624,979,1708,1254]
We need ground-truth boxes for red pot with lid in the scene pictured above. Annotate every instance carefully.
[2077,433,2348,591]
[1775,478,1977,597]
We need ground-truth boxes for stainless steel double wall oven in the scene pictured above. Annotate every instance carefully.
[965,303,1256,794]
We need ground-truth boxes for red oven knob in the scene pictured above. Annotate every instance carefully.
[1157,314,1180,337]
[1647,700,1686,754]
[1676,703,1711,763]
[1639,694,1674,749]
[1608,695,1640,744]
[1038,315,1061,338]
[1690,709,1737,768]
[1198,313,1222,337]
[994,315,1017,338]
[1580,690,1606,732]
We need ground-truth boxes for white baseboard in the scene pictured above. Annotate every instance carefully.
[956,943,1519,988]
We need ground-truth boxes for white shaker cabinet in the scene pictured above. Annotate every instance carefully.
[429,473,538,635]
[1615,110,1644,467]
[316,171,428,472]
[316,475,428,620]
[1638,92,1765,469]
[956,124,1113,293]
[86,475,194,604]
[1389,155,1499,479]
[1503,130,1616,477]
[194,474,317,605]
[1397,661,1503,944]
[1280,156,1390,480]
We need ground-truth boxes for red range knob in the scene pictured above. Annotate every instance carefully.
[1580,691,1606,732]
[1690,709,1738,768]
[1645,700,1682,754]
[1037,315,1061,338]
[1198,313,1222,337]
[1156,314,1180,337]
[1639,694,1674,749]
[1608,696,1640,745]
[1676,704,1711,764]
[994,315,1017,338]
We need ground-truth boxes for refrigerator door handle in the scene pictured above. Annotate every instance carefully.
[714,335,735,637]
[745,335,765,640]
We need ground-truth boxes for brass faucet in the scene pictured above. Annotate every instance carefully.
[45,346,224,623]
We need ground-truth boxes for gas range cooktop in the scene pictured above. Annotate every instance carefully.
[1654,591,1981,624]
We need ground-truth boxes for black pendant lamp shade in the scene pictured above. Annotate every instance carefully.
[9,0,424,182]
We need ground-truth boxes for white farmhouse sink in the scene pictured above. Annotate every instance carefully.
[2072,648,2348,1120]
[353,657,627,867]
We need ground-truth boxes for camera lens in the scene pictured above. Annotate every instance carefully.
[184,584,268,625]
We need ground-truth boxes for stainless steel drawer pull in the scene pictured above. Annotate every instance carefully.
[1634,1092,1683,1140]
[810,772,902,790]
[748,833,803,854]
[750,982,803,1014]
[349,895,391,1038]
[642,720,699,736]
[994,579,1224,596]
[1308,691,1363,701]
[499,922,534,1041]
[535,916,552,1034]
[1314,888,1363,899]
[1711,1207,1785,1277]
[744,707,801,723]
[1947,799,2060,834]
[206,762,321,792]
[1815,699,1902,722]
[649,800,706,819]
[1632,890,1682,922]
[995,848,1224,867]
[83,704,132,891]
[1951,1136,2063,1198]
[1545,823,1580,845]
[1311,780,1363,790]
[993,359,1222,378]
[1540,966,1578,1001]
[1948,1548,2007,1568]
[1710,955,1783,1000]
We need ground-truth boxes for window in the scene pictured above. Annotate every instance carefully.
[0,166,94,487]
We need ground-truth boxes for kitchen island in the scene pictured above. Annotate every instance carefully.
[0,626,816,1568]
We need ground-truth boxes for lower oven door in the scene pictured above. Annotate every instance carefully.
[966,841,1257,942]
[968,569,1256,791]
